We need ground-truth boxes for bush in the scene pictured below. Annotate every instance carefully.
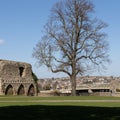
[43,84,51,90]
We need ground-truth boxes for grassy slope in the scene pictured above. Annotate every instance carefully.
[0,96,120,107]
[0,96,120,120]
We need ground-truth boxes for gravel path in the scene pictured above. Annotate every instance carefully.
[0,100,120,102]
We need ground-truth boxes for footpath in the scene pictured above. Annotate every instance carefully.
[0,100,120,102]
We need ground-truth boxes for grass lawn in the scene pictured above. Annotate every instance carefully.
[0,96,120,120]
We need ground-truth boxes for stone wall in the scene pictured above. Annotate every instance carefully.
[0,59,36,96]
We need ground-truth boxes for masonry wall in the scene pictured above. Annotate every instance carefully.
[0,59,36,96]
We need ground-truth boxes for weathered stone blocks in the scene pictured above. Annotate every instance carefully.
[0,59,36,96]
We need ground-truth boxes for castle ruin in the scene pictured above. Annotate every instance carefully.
[0,59,36,96]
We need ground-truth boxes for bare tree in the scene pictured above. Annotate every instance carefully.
[32,0,109,96]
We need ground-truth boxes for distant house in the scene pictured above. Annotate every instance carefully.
[0,59,36,96]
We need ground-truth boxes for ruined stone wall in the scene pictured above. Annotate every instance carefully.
[0,59,36,96]
[0,60,32,81]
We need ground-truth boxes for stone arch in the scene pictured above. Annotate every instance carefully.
[27,84,35,96]
[5,84,13,95]
[17,84,25,95]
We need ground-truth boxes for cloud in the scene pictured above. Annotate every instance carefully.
[0,39,4,45]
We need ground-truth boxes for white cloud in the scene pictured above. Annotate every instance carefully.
[0,39,4,45]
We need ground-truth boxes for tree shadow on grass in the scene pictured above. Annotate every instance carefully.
[0,105,120,120]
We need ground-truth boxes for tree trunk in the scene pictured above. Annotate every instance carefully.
[70,75,76,96]
[71,58,76,96]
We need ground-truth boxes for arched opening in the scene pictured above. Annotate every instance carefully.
[17,84,25,95]
[5,85,13,95]
[28,84,35,96]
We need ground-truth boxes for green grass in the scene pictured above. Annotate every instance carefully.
[0,95,120,107]
[0,104,120,120]
[0,95,120,100]
[0,96,120,120]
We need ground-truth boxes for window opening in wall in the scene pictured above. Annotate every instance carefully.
[19,67,24,77]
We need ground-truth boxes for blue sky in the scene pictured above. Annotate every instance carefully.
[0,0,120,78]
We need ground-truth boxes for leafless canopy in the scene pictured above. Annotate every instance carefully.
[33,0,109,95]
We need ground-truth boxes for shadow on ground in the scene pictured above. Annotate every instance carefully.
[0,105,120,120]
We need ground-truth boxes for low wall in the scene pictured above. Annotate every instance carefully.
[112,92,120,97]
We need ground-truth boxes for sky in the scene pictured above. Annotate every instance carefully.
[0,0,120,78]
